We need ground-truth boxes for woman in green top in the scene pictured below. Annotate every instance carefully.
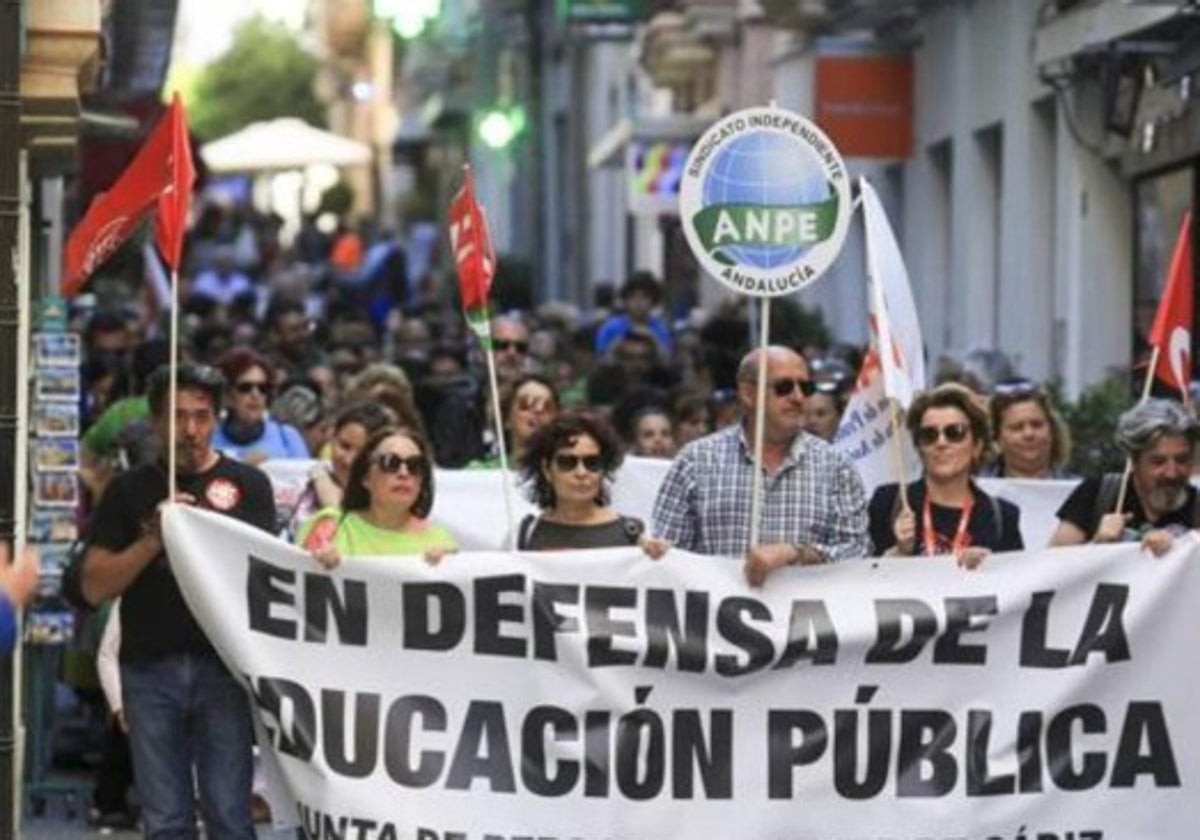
[297,427,457,567]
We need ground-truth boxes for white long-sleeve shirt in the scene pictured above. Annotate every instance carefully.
[96,600,121,714]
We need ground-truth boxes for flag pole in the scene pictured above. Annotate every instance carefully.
[748,297,771,550]
[888,401,910,512]
[1114,345,1161,514]
[168,269,178,498]
[483,338,518,553]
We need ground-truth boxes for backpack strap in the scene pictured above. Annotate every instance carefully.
[517,514,539,550]
[987,492,1004,548]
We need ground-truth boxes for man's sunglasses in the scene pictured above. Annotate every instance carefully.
[494,340,529,354]
[552,453,604,473]
[371,453,429,476]
[914,422,971,447]
[234,381,272,396]
[771,378,817,398]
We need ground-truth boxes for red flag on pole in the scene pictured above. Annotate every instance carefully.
[155,94,196,273]
[62,97,193,296]
[446,164,496,337]
[1147,211,1195,395]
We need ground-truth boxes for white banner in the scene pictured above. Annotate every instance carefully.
[165,505,1198,839]
[263,458,1079,552]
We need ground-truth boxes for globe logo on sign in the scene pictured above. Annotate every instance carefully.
[700,132,831,270]
[680,106,852,297]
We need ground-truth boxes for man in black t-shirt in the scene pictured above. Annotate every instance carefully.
[81,364,276,839]
[1051,399,1199,555]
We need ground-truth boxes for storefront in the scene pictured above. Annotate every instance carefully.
[1126,69,1200,381]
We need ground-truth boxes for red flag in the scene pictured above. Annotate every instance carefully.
[154,95,195,272]
[1147,211,1194,394]
[62,98,191,296]
[446,165,496,334]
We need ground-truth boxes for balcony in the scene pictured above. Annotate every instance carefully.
[20,0,104,157]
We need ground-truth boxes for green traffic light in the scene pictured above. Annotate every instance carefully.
[381,0,440,39]
[479,109,520,149]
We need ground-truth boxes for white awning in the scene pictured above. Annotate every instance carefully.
[201,118,372,173]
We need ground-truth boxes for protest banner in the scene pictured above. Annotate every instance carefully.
[166,504,1198,838]
[262,458,1077,552]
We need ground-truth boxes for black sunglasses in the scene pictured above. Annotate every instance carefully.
[915,422,971,447]
[372,452,428,476]
[234,381,272,396]
[771,377,817,398]
[493,340,529,354]
[992,378,1041,397]
[552,453,604,473]
[813,379,848,395]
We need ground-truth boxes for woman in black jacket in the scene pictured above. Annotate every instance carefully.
[869,383,1023,567]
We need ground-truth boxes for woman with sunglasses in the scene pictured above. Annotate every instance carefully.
[980,380,1075,479]
[471,374,561,469]
[286,401,396,539]
[297,426,456,567]
[516,412,668,555]
[212,348,309,465]
[868,384,1023,566]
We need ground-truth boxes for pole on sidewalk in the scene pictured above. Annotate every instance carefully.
[0,0,26,834]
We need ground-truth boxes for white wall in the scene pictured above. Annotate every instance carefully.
[898,0,1130,395]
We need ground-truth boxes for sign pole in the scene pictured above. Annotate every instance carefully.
[1114,345,1161,514]
[748,297,771,549]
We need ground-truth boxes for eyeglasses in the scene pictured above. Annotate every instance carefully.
[992,378,1041,397]
[493,340,529,354]
[915,422,971,447]
[813,379,848,396]
[771,378,817,398]
[234,381,271,396]
[371,452,428,476]
[552,453,604,473]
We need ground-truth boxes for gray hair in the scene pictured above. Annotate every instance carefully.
[1114,399,1199,456]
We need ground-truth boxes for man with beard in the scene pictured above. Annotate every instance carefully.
[1051,399,1199,555]
[652,346,869,587]
[80,363,276,838]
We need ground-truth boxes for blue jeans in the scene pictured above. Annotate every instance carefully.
[121,652,255,839]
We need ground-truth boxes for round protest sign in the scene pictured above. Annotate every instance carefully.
[679,106,852,297]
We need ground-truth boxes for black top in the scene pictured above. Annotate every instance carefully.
[88,456,276,663]
[868,480,1023,556]
[1056,475,1198,540]
[519,514,645,551]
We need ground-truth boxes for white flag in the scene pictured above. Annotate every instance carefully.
[860,177,926,408]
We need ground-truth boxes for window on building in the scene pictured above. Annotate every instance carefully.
[1133,165,1195,383]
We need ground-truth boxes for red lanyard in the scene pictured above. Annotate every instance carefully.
[921,493,974,556]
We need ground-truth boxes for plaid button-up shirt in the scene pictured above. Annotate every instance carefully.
[651,425,870,560]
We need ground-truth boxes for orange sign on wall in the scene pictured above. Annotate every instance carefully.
[815,54,914,159]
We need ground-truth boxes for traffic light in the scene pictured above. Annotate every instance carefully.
[375,0,440,39]
[477,107,526,149]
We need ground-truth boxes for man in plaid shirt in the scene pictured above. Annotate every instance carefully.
[652,346,870,586]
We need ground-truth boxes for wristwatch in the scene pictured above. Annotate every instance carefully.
[792,544,827,566]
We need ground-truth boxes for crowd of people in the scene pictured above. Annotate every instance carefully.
[55,203,1200,836]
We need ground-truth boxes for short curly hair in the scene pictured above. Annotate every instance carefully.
[906,383,990,460]
[519,412,623,511]
[342,426,436,519]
